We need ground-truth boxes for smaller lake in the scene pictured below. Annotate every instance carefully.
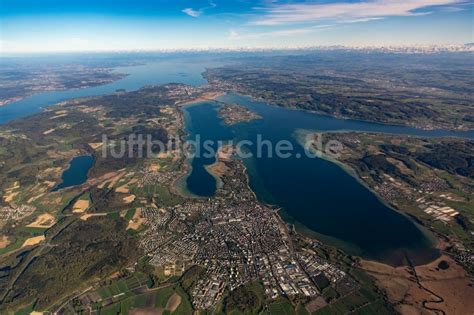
[52,156,94,192]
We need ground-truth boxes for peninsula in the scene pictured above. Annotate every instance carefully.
[218,103,262,125]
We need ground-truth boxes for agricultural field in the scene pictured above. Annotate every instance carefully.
[87,280,192,315]
[0,84,196,313]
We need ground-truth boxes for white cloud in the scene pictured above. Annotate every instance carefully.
[182,8,202,17]
[253,0,464,25]
[182,2,217,18]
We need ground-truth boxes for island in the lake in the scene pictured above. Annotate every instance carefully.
[218,103,262,125]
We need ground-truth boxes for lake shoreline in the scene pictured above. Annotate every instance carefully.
[171,94,226,199]
[217,90,474,132]
[293,129,442,264]
[177,91,226,107]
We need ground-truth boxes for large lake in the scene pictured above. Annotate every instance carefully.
[182,96,474,264]
[3,57,473,264]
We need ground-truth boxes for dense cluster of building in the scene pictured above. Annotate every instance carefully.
[0,204,35,223]
[139,158,355,310]
[138,168,177,186]
[297,252,347,285]
[374,180,408,204]
[451,244,474,273]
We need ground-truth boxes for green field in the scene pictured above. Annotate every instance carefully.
[265,299,296,315]
[155,286,175,308]
[96,284,192,315]
[96,272,149,300]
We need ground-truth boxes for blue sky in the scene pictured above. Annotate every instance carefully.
[1,0,473,52]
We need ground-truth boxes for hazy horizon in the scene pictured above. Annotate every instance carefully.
[1,0,473,53]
